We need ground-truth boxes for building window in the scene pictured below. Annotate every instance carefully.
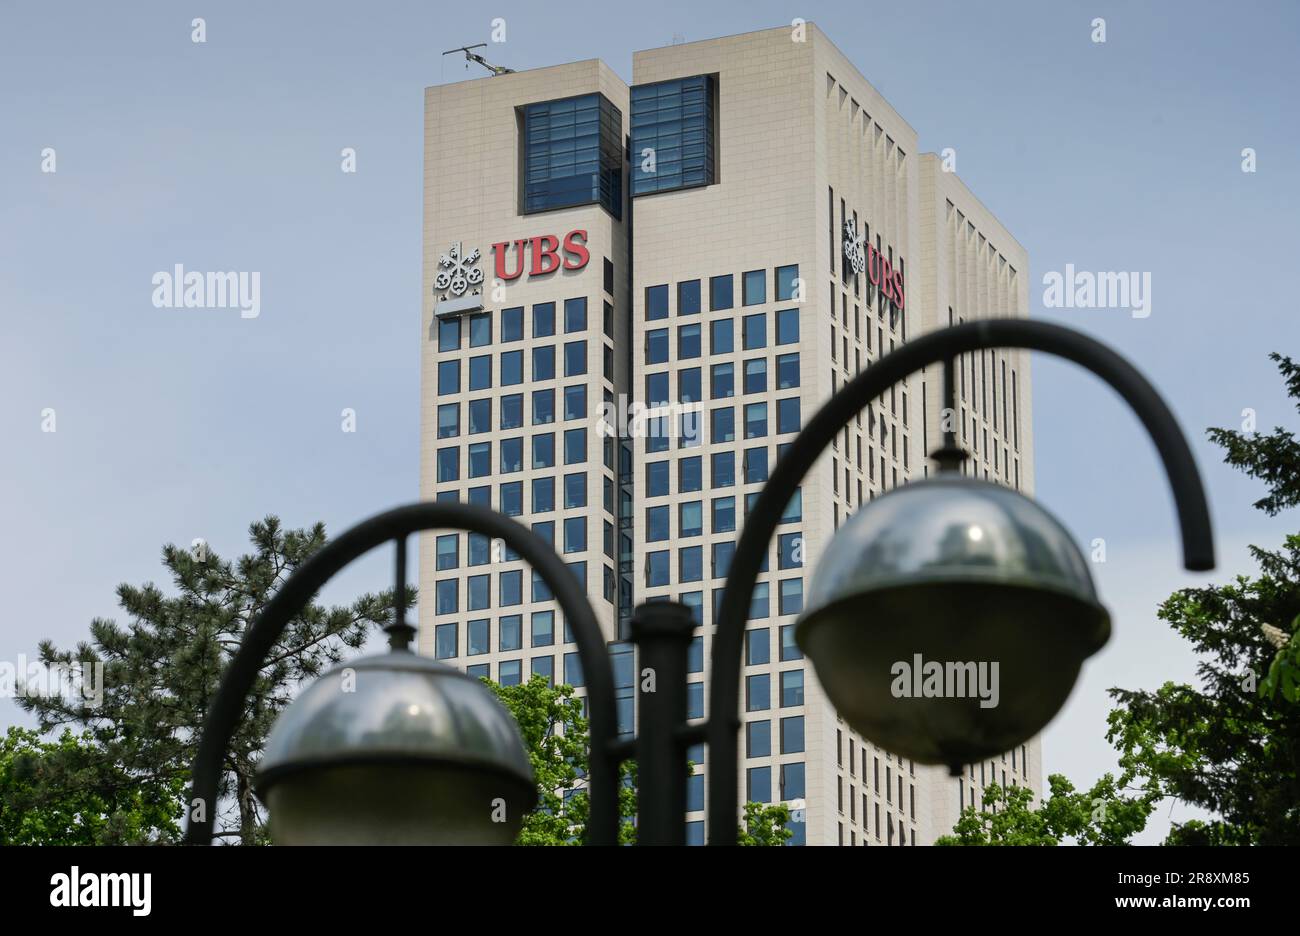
[709,274,734,311]
[501,306,524,341]
[780,669,804,706]
[467,618,489,656]
[780,715,805,754]
[523,93,622,218]
[434,622,457,660]
[677,279,701,315]
[630,74,716,196]
[499,615,522,652]
[746,719,771,757]
[780,762,806,800]
[775,264,800,301]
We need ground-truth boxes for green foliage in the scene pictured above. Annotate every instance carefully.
[1104,354,1300,845]
[17,516,407,845]
[1,727,185,845]
[487,675,792,845]
[935,774,1154,846]
[738,801,793,846]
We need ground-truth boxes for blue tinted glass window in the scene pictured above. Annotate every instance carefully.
[437,403,459,439]
[501,306,523,341]
[742,269,766,306]
[564,385,586,421]
[532,346,555,381]
[781,716,806,755]
[436,447,458,482]
[500,570,522,606]
[532,432,555,469]
[646,550,670,586]
[777,397,801,434]
[523,93,623,218]
[710,318,733,355]
[709,274,733,311]
[564,340,586,376]
[500,438,523,473]
[678,367,702,403]
[743,313,766,350]
[438,317,460,352]
[468,442,491,477]
[743,358,767,394]
[711,451,735,487]
[647,506,669,541]
[630,75,717,196]
[711,362,734,399]
[680,501,703,537]
[468,619,489,656]
[501,394,523,429]
[776,264,800,301]
[646,372,669,407]
[469,313,491,347]
[499,660,522,686]
[469,355,491,390]
[467,574,490,610]
[712,497,736,533]
[533,302,555,337]
[744,402,767,439]
[744,446,768,483]
[711,407,735,444]
[646,328,669,364]
[776,352,800,390]
[776,308,799,345]
[435,622,457,659]
[501,350,523,385]
[532,476,555,513]
[468,398,491,434]
[679,456,702,492]
[563,517,587,554]
[499,615,522,651]
[647,460,669,496]
[564,297,587,333]
[438,360,459,394]
[677,280,701,315]
[646,284,669,320]
[564,472,587,508]
[564,427,586,464]
[533,389,554,424]
[678,324,701,359]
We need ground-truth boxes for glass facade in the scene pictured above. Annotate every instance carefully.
[630,74,716,196]
[523,93,623,217]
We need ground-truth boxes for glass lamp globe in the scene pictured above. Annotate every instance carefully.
[256,651,536,844]
[796,476,1110,773]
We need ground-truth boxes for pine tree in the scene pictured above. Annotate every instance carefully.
[1106,353,1300,845]
[17,516,408,844]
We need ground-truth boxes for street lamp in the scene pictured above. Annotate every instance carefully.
[186,320,1214,846]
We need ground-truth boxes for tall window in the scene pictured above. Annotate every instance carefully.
[523,93,622,217]
[630,74,717,196]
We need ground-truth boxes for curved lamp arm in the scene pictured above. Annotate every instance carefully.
[185,501,620,845]
[706,318,1214,844]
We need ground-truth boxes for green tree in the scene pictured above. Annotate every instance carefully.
[488,676,792,845]
[1106,353,1300,845]
[17,517,409,845]
[0,726,185,845]
[935,774,1153,846]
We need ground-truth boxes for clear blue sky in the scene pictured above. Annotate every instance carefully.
[2,1,1297,843]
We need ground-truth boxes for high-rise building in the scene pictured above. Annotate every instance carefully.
[419,23,1037,845]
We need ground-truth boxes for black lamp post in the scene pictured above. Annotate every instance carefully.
[185,319,1213,846]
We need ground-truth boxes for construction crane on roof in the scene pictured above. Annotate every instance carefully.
[443,43,514,76]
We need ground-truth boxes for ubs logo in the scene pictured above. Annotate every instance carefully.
[492,229,589,281]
